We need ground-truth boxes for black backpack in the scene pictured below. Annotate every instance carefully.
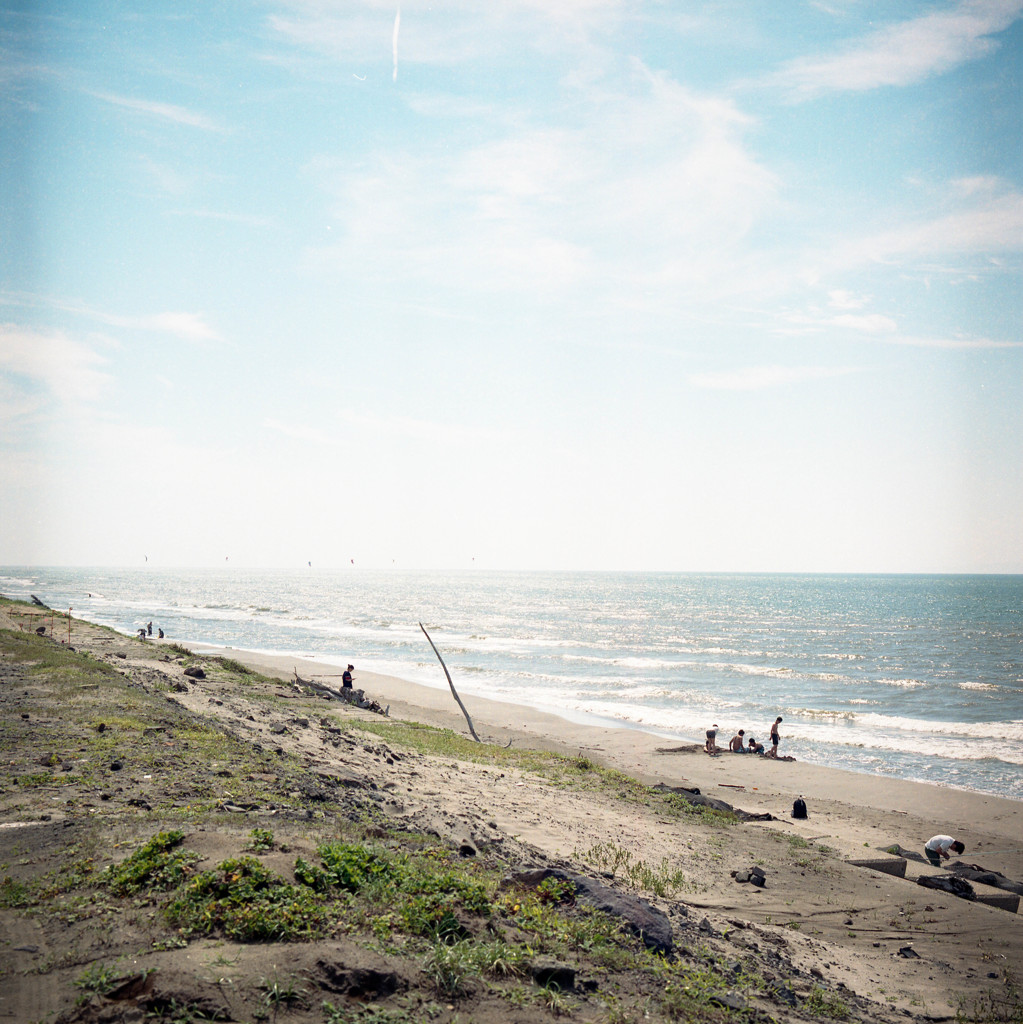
[792,797,807,819]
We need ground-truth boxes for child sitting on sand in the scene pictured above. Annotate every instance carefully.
[747,736,764,754]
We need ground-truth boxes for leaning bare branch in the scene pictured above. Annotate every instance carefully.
[419,621,481,742]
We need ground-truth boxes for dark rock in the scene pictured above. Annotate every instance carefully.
[459,841,478,857]
[897,945,921,958]
[950,864,1023,896]
[652,782,734,814]
[183,666,206,679]
[709,992,747,1012]
[172,681,189,693]
[270,724,288,735]
[770,984,798,1007]
[509,868,674,954]
[115,652,127,658]
[110,760,123,771]
[916,875,976,900]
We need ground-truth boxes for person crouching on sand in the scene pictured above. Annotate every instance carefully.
[747,736,764,754]
[729,729,746,752]
[705,725,721,754]
[924,835,965,867]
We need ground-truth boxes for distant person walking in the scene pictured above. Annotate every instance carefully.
[924,835,965,867]
[768,717,782,758]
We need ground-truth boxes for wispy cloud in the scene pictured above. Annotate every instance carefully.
[802,183,1023,287]
[310,63,778,308]
[863,191,1023,260]
[689,365,858,391]
[777,305,1020,348]
[88,89,223,131]
[0,294,223,343]
[885,334,1022,349]
[0,324,111,405]
[770,0,1023,99]
[266,410,506,449]
[75,305,222,342]
[264,418,342,446]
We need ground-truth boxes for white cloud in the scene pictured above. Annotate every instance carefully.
[806,185,1023,283]
[827,289,867,310]
[866,192,1023,258]
[689,365,858,391]
[310,64,778,307]
[77,306,223,342]
[264,418,341,446]
[829,312,898,333]
[887,334,1022,349]
[88,90,223,131]
[0,324,111,405]
[771,0,1023,99]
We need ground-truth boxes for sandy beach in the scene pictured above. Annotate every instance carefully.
[2,605,1022,1023]
[201,645,1023,1008]
[207,644,1023,876]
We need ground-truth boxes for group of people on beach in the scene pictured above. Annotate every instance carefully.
[705,717,789,759]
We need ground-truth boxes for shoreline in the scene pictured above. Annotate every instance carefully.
[4,601,1023,1021]
[190,640,1023,883]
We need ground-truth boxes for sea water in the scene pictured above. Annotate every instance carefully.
[3,568,1021,800]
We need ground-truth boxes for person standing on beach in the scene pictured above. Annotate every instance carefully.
[924,835,965,867]
[768,716,782,758]
[342,664,354,689]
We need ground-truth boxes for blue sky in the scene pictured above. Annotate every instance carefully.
[2,0,1021,572]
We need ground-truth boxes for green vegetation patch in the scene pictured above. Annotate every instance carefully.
[165,855,333,942]
[104,830,198,896]
[0,628,120,682]
[296,840,493,941]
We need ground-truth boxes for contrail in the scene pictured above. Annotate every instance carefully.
[392,7,400,82]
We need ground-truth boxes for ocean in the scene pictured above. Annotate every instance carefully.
[3,568,1021,800]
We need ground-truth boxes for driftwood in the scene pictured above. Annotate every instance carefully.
[292,669,388,716]
[419,622,481,742]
